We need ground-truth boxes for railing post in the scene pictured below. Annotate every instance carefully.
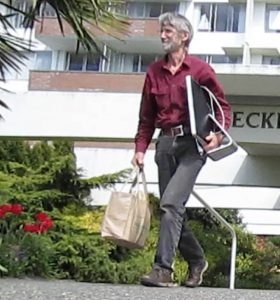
[191,190,237,290]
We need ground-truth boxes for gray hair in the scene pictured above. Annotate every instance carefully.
[159,12,194,47]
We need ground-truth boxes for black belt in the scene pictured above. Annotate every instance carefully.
[161,125,190,137]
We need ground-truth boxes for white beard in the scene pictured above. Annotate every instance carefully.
[162,41,181,53]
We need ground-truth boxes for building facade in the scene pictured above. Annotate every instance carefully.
[0,0,280,234]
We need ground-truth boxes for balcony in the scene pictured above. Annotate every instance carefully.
[29,64,280,98]
[35,17,161,53]
[29,71,145,92]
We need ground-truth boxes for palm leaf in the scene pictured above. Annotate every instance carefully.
[0,0,129,111]
[24,0,129,51]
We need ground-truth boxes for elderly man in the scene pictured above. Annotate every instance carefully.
[132,12,231,287]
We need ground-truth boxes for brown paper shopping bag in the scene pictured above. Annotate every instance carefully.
[101,168,150,249]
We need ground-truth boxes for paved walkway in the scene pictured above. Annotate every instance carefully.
[0,278,279,300]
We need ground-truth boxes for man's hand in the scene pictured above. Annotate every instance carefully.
[203,132,224,152]
[132,152,145,168]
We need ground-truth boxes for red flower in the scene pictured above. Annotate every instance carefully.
[10,204,24,215]
[23,224,41,233]
[0,203,24,216]
[41,219,54,230]
[0,209,6,218]
[36,212,49,222]
[0,204,13,213]
[23,212,54,234]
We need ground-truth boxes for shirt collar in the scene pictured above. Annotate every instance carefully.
[161,53,191,70]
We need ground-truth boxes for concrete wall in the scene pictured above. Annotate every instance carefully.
[0,87,279,235]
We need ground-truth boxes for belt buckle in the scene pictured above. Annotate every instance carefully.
[171,125,184,137]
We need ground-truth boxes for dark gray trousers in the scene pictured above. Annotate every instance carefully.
[154,134,207,271]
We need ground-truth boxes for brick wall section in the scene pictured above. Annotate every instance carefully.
[29,71,145,92]
[35,18,159,38]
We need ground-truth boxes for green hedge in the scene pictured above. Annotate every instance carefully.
[0,140,279,289]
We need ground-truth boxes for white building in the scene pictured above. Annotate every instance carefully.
[0,0,280,234]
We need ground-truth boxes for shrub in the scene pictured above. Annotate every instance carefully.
[0,203,55,277]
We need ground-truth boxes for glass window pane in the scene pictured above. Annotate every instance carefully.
[195,55,208,63]
[39,2,56,17]
[232,4,245,33]
[108,52,122,72]
[68,53,84,71]
[162,3,179,14]
[10,0,33,28]
[132,55,139,72]
[122,54,135,72]
[211,55,242,64]
[216,4,228,31]
[266,5,280,32]
[146,3,161,18]
[34,51,52,70]
[269,10,280,30]
[86,53,100,71]
[197,4,211,31]
[127,3,145,17]
[262,56,280,65]
[140,54,156,72]
[109,3,126,14]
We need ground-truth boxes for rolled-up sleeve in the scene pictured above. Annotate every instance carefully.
[199,67,232,130]
[134,74,157,153]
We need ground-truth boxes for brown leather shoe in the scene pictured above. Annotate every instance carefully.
[140,267,177,287]
[185,260,208,288]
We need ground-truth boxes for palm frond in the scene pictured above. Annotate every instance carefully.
[0,0,130,109]
[0,33,33,79]
[0,92,10,119]
[28,0,130,51]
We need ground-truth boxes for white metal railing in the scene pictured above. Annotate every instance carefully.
[191,190,237,290]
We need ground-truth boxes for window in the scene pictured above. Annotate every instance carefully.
[68,53,84,71]
[140,54,157,72]
[262,56,280,65]
[86,54,100,71]
[195,55,208,62]
[104,51,158,72]
[265,5,280,32]
[34,51,52,70]
[195,54,242,64]
[67,53,101,71]
[132,55,140,72]
[162,3,178,14]
[105,51,122,72]
[127,2,145,17]
[211,55,242,64]
[130,54,157,72]
[126,2,179,18]
[147,3,161,18]
[195,3,246,33]
[9,0,33,28]
[39,3,56,17]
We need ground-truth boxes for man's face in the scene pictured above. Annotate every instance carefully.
[160,23,188,53]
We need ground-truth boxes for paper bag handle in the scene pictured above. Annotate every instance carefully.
[129,167,148,196]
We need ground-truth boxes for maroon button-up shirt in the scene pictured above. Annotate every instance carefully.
[135,54,232,153]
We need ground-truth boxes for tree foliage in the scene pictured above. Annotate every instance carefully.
[0,139,130,210]
[0,0,129,80]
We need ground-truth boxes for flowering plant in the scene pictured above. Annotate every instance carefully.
[23,212,54,234]
[0,203,24,217]
[0,203,54,234]
[0,203,54,276]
